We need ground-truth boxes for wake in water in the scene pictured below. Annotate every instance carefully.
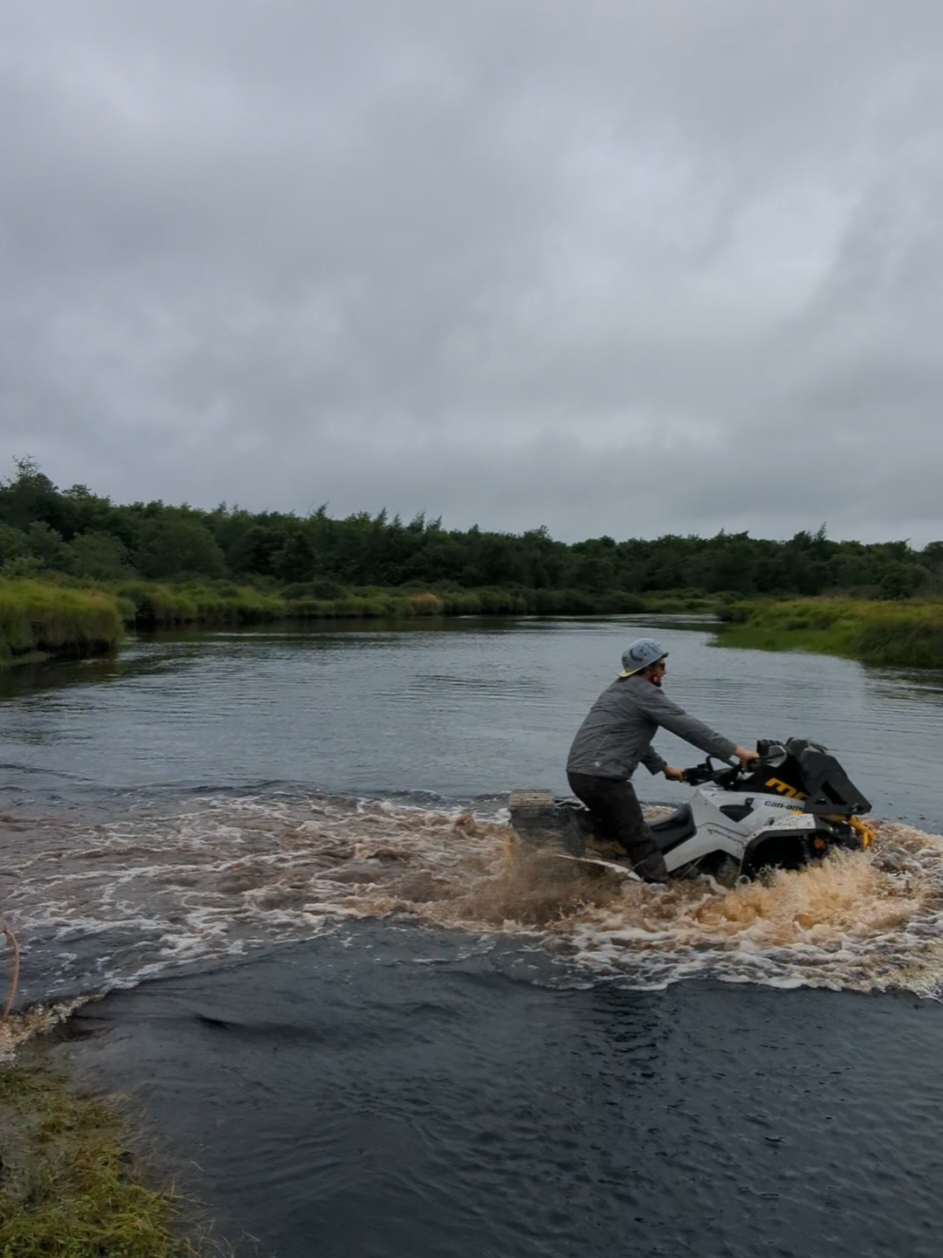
[2,794,943,1043]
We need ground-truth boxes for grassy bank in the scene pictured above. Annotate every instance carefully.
[117,580,287,627]
[0,577,720,663]
[119,581,719,624]
[714,598,943,668]
[281,585,717,619]
[0,1057,206,1256]
[0,580,123,666]
[10,579,942,670]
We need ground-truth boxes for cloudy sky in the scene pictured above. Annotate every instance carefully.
[2,1,942,542]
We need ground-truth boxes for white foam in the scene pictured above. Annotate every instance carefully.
[3,797,943,1001]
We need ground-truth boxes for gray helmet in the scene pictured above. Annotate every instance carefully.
[620,638,668,676]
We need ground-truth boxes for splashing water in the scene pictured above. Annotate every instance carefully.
[0,999,87,1062]
[2,796,943,1004]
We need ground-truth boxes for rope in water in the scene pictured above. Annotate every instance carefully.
[1,922,21,1026]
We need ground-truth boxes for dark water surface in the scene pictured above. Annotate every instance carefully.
[67,927,942,1258]
[3,617,943,1256]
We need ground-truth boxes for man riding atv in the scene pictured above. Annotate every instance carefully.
[567,638,757,883]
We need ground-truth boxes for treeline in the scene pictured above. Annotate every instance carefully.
[0,458,940,600]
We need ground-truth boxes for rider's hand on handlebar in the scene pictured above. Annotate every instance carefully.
[663,765,686,782]
[734,746,759,766]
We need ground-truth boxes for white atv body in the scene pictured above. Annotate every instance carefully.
[510,738,874,881]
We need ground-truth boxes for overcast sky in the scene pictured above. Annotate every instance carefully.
[2,2,942,543]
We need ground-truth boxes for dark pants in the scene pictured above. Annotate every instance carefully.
[566,771,669,882]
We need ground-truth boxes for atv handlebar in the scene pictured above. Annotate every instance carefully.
[682,757,734,786]
[682,751,765,787]
[682,741,786,788]
[681,760,712,785]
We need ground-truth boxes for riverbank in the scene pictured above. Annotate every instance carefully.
[0,580,124,666]
[0,1049,208,1256]
[0,577,719,665]
[118,580,718,624]
[9,578,943,672]
[714,597,943,668]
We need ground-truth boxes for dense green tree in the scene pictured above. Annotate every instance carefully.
[133,515,228,579]
[24,522,73,571]
[69,531,132,580]
[0,458,71,534]
[1,458,941,601]
[0,523,30,569]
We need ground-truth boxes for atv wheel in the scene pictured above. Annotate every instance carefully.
[741,831,832,879]
[678,851,741,887]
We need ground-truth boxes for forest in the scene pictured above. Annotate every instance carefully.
[0,459,938,602]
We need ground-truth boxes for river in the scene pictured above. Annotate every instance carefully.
[2,616,943,1256]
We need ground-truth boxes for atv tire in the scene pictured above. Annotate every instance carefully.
[741,830,832,878]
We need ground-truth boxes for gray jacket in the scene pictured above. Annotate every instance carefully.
[566,673,737,780]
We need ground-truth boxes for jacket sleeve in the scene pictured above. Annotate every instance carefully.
[634,685,738,761]
[641,745,667,775]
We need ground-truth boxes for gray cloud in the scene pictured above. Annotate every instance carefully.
[2,0,942,541]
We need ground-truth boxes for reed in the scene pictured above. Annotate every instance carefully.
[0,580,123,665]
[714,598,943,668]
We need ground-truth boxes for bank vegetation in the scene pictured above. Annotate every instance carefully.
[0,1056,210,1257]
[2,458,942,667]
[715,598,943,668]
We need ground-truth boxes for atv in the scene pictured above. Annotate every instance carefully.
[509,738,875,881]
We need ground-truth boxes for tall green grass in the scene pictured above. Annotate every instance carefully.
[0,577,720,665]
[714,598,943,668]
[117,580,286,627]
[158,582,680,621]
[279,585,710,618]
[0,580,123,664]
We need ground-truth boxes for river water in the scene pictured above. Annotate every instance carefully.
[3,617,943,1256]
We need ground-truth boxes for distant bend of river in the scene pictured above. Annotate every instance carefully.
[3,617,943,1257]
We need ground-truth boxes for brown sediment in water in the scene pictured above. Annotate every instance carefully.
[3,797,943,999]
[398,839,624,928]
[556,821,943,992]
[324,813,943,992]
